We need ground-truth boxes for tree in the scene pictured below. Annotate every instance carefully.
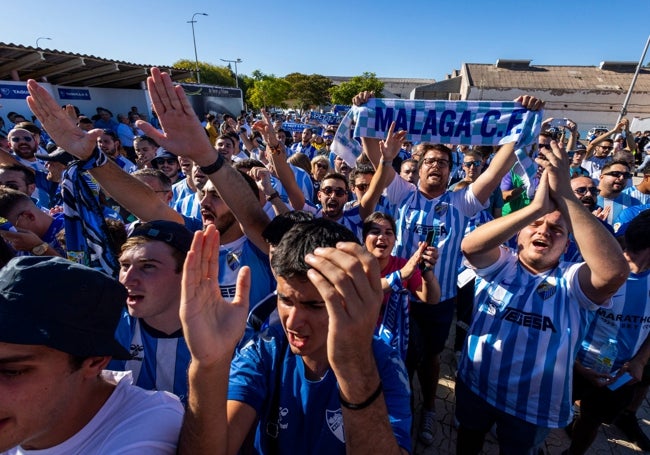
[247,75,290,109]
[173,59,236,87]
[329,72,384,105]
[284,73,332,110]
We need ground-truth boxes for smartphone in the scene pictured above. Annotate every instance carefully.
[608,372,633,391]
[425,229,438,247]
[550,118,570,128]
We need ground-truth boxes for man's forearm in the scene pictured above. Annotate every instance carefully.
[179,361,230,455]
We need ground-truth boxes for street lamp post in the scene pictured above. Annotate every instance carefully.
[220,58,242,88]
[35,37,52,48]
[188,12,208,84]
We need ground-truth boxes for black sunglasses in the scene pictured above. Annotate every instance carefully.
[573,186,600,196]
[320,187,346,197]
[602,171,632,179]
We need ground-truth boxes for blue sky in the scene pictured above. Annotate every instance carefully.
[4,0,650,81]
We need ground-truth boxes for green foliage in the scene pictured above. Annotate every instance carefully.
[284,73,332,110]
[173,59,236,87]
[329,72,384,105]
[247,74,291,109]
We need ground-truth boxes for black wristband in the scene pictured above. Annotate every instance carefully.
[266,191,280,201]
[199,153,225,174]
[339,381,383,410]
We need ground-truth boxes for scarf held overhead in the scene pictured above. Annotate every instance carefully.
[331,98,543,167]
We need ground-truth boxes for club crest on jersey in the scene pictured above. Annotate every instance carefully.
[326,409,345,443]
[535,282,556,300]
[434,204,448,216]
[226,251,240,271]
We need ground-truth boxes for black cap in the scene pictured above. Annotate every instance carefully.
[35,147,76,165]
[151,148,177,167]
[0,256,131,360]
[130,220,193,254]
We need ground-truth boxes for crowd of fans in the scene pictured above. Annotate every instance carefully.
[1,68,650,454]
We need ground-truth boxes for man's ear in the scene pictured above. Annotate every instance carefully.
[80,356,111,378]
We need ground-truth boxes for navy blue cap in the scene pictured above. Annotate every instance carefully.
[0,256,131,360]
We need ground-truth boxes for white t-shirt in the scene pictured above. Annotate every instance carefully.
[3,371,183,455]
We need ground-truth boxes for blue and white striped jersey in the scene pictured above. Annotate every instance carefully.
[110,315,190,404]
[385,175,487,301]
[577,269,650,372]
[622,186,650,205]
[458,247,601,428]
[302,201,364,241]
[597,192,642,226]
[172,192,201,222]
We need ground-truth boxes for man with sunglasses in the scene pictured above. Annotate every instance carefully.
[583,119,633,180]
[358,92,545,446]
[597,160,642,225]
[570,176,601,213]
[2,128,56,209]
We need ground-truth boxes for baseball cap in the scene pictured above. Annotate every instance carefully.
[150,148,178,167]
[130,220,193,254]
[0,256,131,360]
[35,147,76,165]
[570,143,587,153]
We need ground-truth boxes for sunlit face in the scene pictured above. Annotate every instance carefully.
[418,150,450,192]
[312,160,329,181]
[599,163,630,197]
[191,163,208,190]
[334,156,351,178]
[154,157,180,182]
[119,241,181,326]
[199,187,237,234]
[570,176,599,210]
[97,134,118,157]
[301,129,312,144]
[352,173,372,202]
[462,157,483,182]
[7,129,37,160]
[216,138,234,161]
[0,170,32,195]
[318,177,348,220]
[400,161,417,184]
[0,343,99,451]
[517,210,569,274]
[276,276,328,372]
[134,140,158,168]
[594,141,613,158]
[292,131,302,143]
[571,150,586,166]
[364,219,396,261]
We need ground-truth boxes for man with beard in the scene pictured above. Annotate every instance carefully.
[1,128,54,208]
[571,176,601,213]
[97,130,135,172]
[359,92,545,446]
[597,160,642,225]
[289,127,317,160]
[26,69,275,324]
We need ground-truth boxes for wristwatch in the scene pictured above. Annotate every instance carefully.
[31,242,49,256]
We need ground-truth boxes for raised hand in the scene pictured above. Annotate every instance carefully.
[304,242,383,377]
[180,225,250,365]
[379,121,407,162]
[26,80,100,160]
[137,67,215,166]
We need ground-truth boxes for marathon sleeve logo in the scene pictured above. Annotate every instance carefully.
[502,308,557,332]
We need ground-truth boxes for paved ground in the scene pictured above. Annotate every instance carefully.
[409,319,650,454]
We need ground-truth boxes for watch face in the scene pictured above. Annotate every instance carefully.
[32,243,48,255]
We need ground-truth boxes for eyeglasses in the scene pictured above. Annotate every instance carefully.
[602,171,632,179]
[463,161,482,168]
[599,146,613,151]
[323,135,334,140]
[538,143,551,150]
[315,163,328,169]
[422,157,450,168]
[354,183,369,192]
[10,136,33,143]
[573,186,600,196]
[320,187,346,197]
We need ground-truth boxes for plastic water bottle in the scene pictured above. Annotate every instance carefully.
[594,338,618,375]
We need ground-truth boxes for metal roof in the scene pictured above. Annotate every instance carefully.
[0,42,193,89]
[464,62,650,93]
